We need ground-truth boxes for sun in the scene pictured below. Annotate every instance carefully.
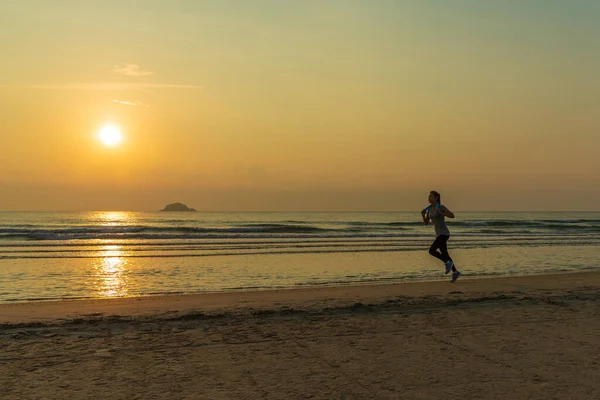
[98,125,123,146]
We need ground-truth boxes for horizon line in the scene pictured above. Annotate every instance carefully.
[0,209,598,213]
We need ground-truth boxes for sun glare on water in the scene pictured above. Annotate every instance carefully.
[98,125,123,146]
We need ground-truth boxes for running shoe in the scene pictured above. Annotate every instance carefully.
[445,260,454,274]
[451,271,462,283]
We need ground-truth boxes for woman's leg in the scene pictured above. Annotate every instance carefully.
[437,235,457,272]
[429,236,450,263]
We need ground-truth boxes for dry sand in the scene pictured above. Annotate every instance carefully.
[1,272,599,399]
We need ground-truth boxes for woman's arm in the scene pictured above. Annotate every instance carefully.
[440,206,455,218]
[421,210,430,225]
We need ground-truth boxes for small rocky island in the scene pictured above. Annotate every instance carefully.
[159,202,197,212]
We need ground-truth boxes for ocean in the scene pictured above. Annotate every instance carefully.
[1,211,599,303]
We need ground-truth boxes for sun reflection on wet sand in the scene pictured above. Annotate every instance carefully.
[95,244,129,298]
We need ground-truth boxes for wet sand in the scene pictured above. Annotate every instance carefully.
[2,271,600,399]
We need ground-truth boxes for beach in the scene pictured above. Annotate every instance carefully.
[3,0,600,398]
[2,271,599,399]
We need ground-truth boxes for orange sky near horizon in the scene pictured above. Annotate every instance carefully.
[1,1,599,211]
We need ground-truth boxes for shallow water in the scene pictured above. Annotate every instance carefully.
[1,211,599,302]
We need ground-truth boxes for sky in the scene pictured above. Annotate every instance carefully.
[0,0,599,211]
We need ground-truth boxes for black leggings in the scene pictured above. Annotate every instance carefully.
[429,235,455,269]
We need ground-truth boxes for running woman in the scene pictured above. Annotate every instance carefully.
[421,190,461,282]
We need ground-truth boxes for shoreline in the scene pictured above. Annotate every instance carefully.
[1,270,598,325]
[3,267,597,303]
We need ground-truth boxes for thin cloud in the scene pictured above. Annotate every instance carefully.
[24,82,202,91]
[113,99,150,107]
[112,64,154,77]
